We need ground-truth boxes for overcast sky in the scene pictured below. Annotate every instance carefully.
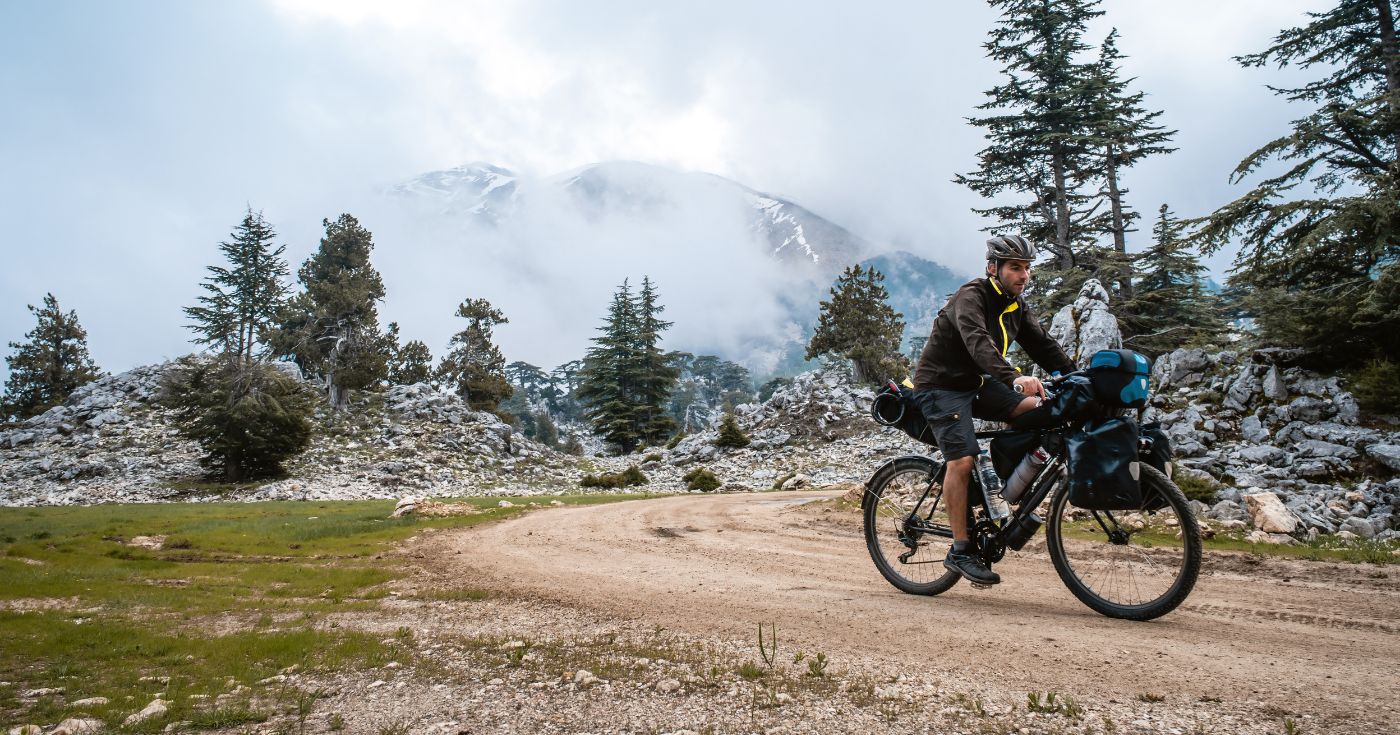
[1,0,1328,380]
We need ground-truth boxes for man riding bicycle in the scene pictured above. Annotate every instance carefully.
[910,235,1075,586]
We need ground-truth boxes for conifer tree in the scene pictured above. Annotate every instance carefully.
[185,209,289,364]
[1087,30,1177,300]
[1190,0,1399,365]
[2,294,101,420]
[577,280,643,452]
[1121,205,1225,355]
[170,210,314,480]
[384,322,433,386]
[437,298,513,414]
[805,264,906,384]
[633,277,680,446]
[956,0,1107,272]
[275,214,388,409]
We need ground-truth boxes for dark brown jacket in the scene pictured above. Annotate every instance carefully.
[913,277,1074,391]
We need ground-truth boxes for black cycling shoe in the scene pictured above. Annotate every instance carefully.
[944,549,1001,585]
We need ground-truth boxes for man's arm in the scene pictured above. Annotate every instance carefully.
[1017,307,1076,375]
[952,287,1021,386]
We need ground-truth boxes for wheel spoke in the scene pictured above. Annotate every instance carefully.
[1045,465,1202,620]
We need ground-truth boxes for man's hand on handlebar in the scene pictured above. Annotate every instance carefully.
[1013,375,1045,398]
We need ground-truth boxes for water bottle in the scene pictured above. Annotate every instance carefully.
[975,451,1010,520]
[1001,447,1049,504]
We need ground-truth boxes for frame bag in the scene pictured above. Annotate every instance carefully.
[1088,349,1151,410]
[1066,416,1142,510]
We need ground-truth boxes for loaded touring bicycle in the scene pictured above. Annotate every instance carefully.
[866,349,1201,621]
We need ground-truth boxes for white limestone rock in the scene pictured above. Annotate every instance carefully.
[1243,491,1301,534]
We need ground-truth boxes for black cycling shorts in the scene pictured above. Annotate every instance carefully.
[911,380,1025,461]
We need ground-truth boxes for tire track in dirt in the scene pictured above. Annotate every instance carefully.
[432,491,1400,731]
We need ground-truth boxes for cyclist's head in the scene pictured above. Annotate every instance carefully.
[985,235,1036,296]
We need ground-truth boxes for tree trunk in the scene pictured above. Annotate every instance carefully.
[1376,0,1400,159]
[1105,143,1133,299]
[1051,153,1074,270]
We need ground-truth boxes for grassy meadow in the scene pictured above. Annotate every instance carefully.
[0,494,647,732]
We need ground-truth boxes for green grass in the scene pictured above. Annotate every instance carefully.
[0,494,647,730]
[1057,518,1400,565]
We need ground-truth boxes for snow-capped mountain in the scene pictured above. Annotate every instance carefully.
[386,161,867,274]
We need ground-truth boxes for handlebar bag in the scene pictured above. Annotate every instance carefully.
[871,382,936,446]
[1088,349,1151,409]
[1008,374,1097,429]
[1066,416,1143,510]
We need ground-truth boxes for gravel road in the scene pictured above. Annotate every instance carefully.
[432,489,1400,733]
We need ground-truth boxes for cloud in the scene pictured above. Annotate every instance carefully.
[0,0,1341,382]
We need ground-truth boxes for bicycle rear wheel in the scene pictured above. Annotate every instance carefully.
[862,457,961,596]
[1045,464,1201,620]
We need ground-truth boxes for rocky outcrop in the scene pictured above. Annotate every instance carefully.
[1147,346,1400,542]
[0,359,568,506]
[1048,279,1122,367]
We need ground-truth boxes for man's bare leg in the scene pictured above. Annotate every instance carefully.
[944,456,975,543]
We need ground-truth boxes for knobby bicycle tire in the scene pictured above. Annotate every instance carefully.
[862,456,961,596]
[1045,463,1202,620]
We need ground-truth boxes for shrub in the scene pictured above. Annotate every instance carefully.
[580,465,648,488]
[163,358,317,481]
[642,453,663,464]
[666,432,686,449]
[714,414,750,449]
[1174,471,1220,504]
[682,467,721,492]
[1346,358,1400,415]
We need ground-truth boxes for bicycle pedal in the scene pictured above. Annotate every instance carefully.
[969,582,994,590]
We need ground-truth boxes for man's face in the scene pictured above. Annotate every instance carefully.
[993,259,1032,296]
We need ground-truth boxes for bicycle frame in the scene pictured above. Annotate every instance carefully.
[902,427,1066,548]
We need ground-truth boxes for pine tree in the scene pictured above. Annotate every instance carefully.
[1086,30,1177,300]
[170,211,314,480]
[437,298,513,414]
[805,264,907,384]
[633,277,680,446]
[577,280,643,452]
[1121,205,1225,356]
[184,209,289,364]
[955,0,1107,272]
[714,414,751,449]
[164,358,316,482]
[384,322,433,386]
[1190,0,1400,365]
[2,294,101,421]
[274,214,388,409]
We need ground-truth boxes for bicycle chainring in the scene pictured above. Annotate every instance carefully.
[974,519,1005,564]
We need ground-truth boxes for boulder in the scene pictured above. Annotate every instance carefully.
[1367,444,1400,472]
[1262,365,1288,401]
[1243,491,1301,534]
[1286,396,1334,423]
[123,699,168,727]
[1237,444,1287,466]
[1224,364,1260,412]
[1048,279,1122,366]
[1152,348,1211,389]
[49,720,104,735]
[1294,440,1358,461]
[1340,517,1376,539]
[1240,415,1270,444]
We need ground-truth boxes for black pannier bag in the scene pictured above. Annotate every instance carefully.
[1088,349,1151,410]
[1138,421,1174,510]
[1066,416,1142,510]
[871,381,936,446]
[990,429,1040,480]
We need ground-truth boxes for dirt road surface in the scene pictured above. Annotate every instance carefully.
[434,490,1399,733]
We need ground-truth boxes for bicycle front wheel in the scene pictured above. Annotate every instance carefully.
[862,457,961,596]
[1045,464,1201,620]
